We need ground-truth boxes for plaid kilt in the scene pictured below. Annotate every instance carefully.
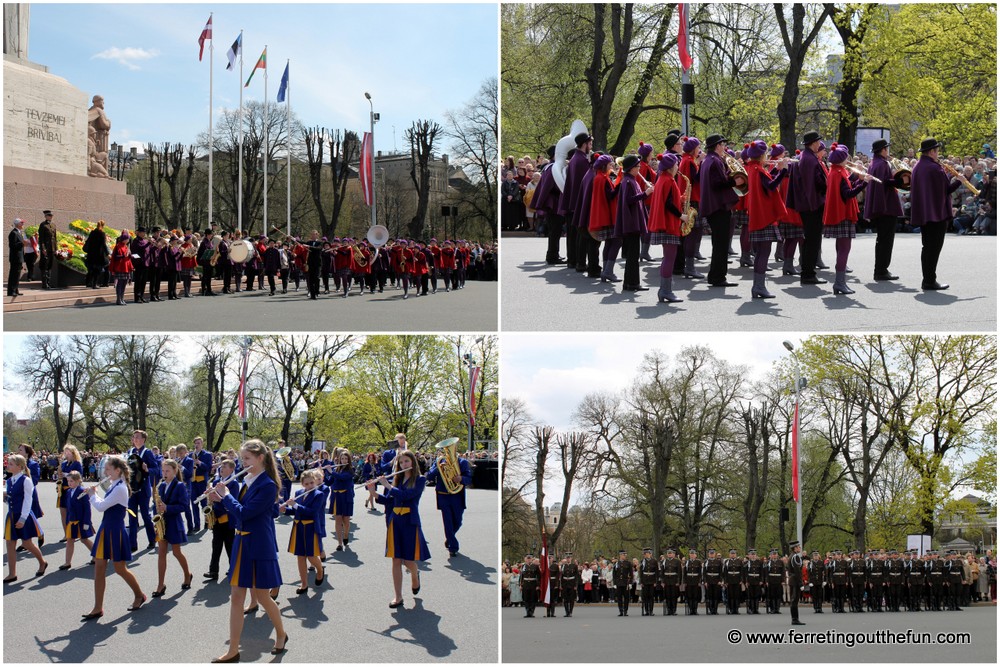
[113,272,131,281]
[823,220,857,239]
[593,227,616,242]
[778,222,804,240]
[749,224,783,243]
[649,232,681,246]
[180,268,195,276]
[732,210,749,229]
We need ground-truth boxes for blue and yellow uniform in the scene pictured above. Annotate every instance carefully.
[190,449,213,527]
[91,480,133,562]
[379,448,400,475]
[327,470,355,517]
[361,460,379,483]
[179,454,197,531]
[277,457,297,504]
[64,485,94,540]
[157,478,190,545]
[207,473,241,576]
[58,460,83,508]
[5,474,43,541]
[127,446,160,551]
[222,473,283,589]
[426,456,473,555]
[26,458,44,519]
[380,476,430,562]
[285,488,325,558]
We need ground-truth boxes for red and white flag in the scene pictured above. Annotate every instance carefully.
[540,532,550,606]
[198,15,212,62]
[791,402,800,502]
[237,346,250,422]
[360,132,374,206]
[677,4,693,73]
[469,365,481,426]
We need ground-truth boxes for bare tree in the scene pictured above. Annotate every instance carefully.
[145,142,197,230]
[773,4,830,149]
[404,119,442,238]
[501,397,537,513]
[302,127,360,238]
[444,78,498,235]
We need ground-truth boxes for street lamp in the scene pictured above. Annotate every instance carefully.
[365,92,378,231]
[782,340,804,548]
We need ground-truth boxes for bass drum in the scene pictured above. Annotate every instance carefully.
[230,239,255,263]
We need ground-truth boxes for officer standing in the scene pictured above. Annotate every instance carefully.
[638,547,658,616]
[848,549,867,612]
[829,550,848,612]
[612,550,633,616]
[660,547,681,616]
[807,550,826,613]
[520,554,541,618]
[787,541,805,625]
[905,550,924,612]
[683,548,703,615]
[868,550,886,611]
[703,548,724,615]
[764,549,784,614]
[886,549,905,612]
[927,550,946,611]
[945,551,964,611]
[744,549,764,614]
[560,553,580,617]
[37,210,57,289]
[546,553,560,617]
[723,548,743,615]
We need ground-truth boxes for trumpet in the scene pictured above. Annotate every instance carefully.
[842,161,882,184]
[940,161,980,196]
[765,158,800,167]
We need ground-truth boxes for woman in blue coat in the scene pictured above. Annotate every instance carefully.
[59,445,84,537]
[83,456,147,619]
[152,459,193,597]
[59,471,94,570]
[280,469,326,594]
[361,452,380,510]
[328,449,355,550]
[367,450,429,609]
[208,440,287,662]
[4,454,47,582]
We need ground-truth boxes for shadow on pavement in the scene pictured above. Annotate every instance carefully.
[368,598,458,658]
[443,553,496,585]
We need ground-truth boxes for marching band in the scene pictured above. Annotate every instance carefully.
[531,123,977,302]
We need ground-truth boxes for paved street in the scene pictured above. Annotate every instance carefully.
[3,281,498,332]
[501,234,997,331]
[3,482,497,663]
[501,604,996,662]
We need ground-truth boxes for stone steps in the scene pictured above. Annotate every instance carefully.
[3,285,118,312]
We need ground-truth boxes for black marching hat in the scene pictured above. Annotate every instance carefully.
[705,133,728,149]
[621,155,641,172]
[872,138,890,153]
[802,130,823,146]
[919,137,943,153]
[43,210,53,216]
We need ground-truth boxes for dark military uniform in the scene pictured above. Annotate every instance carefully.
[764,553,785,614]
[927,553,946,611]
[867,554,886,611]
[744,552,764,614]
[807,555,826,612]
[560,557,581,617]
[945,554,964,611]
[723,551,744,615]
[521,558,541,617]
[638,550,659,616]
[660,553,682,616]
[703,551,724,615]
[886,551,905,611]
[787,544,804,624]
[546,557,560,616]
[905,553,924,611]
[612,554,634,616]
[848,553,867,612]
[829,553,849,612]
[683,554,703,615]
[37,213,57,289]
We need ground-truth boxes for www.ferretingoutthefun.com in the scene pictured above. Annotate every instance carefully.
[727,628,972,648]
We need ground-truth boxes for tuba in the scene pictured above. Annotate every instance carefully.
[889,158,912,191]
[724,154,749,197]
[276,447,295,481]
[367,225,389,248]
[434,437,464,495]
[552,120,589,193]
[353,246,368,267]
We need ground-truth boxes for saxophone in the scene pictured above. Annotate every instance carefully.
[152,482,166,542]
[678,173,696,236]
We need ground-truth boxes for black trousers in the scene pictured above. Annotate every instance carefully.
[221,263,233,291]
[790,581,800,621]
[208,520,235,575]
[663,584,679,615]
[872,214,897,274]
[746,584,761,613]
[546,214,564,262]
[726,583,741,613]
[575,227,590,271]
[869,581,883,610]
[641,584,655,615]
[166,270,178,299]
[799,209,824,280]
[705,582,721,614]
[616,584,629,614]
[307,267,321,298]
[7,261,22,295]
[919,220,947,284]
[149,268,161,298]
[813,583,824,611]
[706,210,732,284]
[133,265,147,299]
[523,586,538,616]
[686,583,701,614]
[565,219,578,268]
[39,252,53,286]
[23,253,36,280]
[832,583,847,611]
[850,582,865,611]
[767,583,783,613]
[199,263,214,294]
[622,232,641,287]
[562,587,576,616]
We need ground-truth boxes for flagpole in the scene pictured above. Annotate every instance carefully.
[680,4,691,136]
[208,12,214,227]
[238,30,244,234]
[286,59,291,238]
[263,45,268,236]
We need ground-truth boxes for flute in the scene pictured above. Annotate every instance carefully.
[354,468,408,489]
[193,468,251,504]
[843,161,882,184]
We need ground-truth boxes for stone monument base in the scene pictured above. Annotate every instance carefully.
[3,165,135,287]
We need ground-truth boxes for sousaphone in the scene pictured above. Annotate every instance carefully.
[434,436,464,494]
[552,119,589,193]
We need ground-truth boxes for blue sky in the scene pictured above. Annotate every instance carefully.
[27,3,497,154]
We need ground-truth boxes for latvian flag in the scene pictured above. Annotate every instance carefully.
[469,365,481,426]
[237,345,250,422]
[360,132,374,207]
[198,15,212,62]
[677,4,693,73]
[540,532,550,607]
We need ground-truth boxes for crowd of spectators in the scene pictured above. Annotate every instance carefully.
[501,154,551,233]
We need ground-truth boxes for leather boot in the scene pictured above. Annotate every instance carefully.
[833,271,854,294]
[684,256,705,279]
[751,272,775,298]
[782,255,800,276]
[659,276,682,303]
[601,260,620,283]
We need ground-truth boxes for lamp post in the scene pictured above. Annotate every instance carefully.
[782,340,804,548]
[365,92,378,230]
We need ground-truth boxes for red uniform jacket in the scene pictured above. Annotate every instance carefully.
[745,160,788,232]
[680,154,701,205]
[823,165,862,226]
[589,170,618,232]
[647,171,683,236]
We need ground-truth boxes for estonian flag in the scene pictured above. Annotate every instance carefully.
[277,63,289,103]
[226,33,242,71]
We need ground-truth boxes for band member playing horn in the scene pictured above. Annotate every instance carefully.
[745,139,789,299]
[865,138,904,281]
[910,137,969,291]
[60,471,94,570]
[205,459,239,580]
[588,155,620,283]
[615,155,653,292]
[366,450,430,609]
[275,440,296,504]
[191,437,213,533]
[426,440,472,558]
[152,459,193,598]
[558,133,593,270]
[678,137,705,278]
[82,456,147,619]
[4,454,47,583]
[787,131,829,285]
[208,440,287,662]
[699,135,740,288]
[127,430,160,552]
[647,153,684,303]
[570,152,601,277]
[824,143,871,295]
[280,469,326,594]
